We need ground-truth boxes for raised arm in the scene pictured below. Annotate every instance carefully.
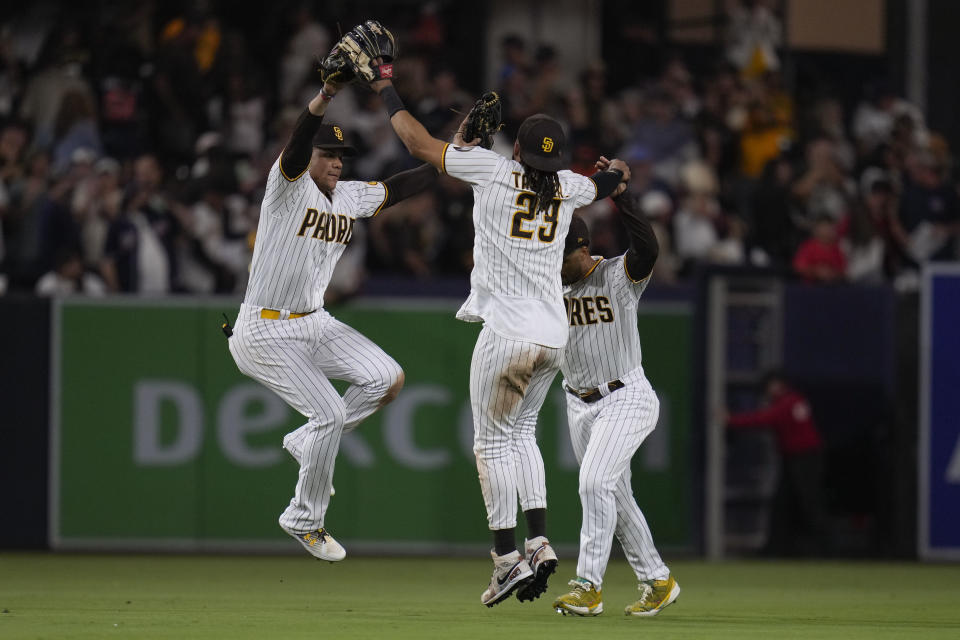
[380,163,441,209]
[594,156,656,280]
[371,78,449,170]
[613,190,659,282]
[279,81,340,180]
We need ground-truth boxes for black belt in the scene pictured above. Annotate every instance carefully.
[565,379,625,403]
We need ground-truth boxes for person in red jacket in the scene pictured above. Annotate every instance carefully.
[725,371,831,556]
[793,215,847,283]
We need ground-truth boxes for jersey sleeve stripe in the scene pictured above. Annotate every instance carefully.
[440,143,450,174]
[587,176,599,201]
[623,253,651,283]
[372,182,389,217]
[278,154,308,182]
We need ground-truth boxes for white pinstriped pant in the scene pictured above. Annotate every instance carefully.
[564,365,669,587]
[228,303,402,533]
[471,326,562,530]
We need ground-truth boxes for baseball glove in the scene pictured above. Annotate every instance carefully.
[319,45,357,86]
[461,92,503,149]
[334,20,398,83]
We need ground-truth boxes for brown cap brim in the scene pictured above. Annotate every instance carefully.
[314,144,357,157]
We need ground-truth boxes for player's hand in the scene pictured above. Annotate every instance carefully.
[454,114,481,147]
[608,158,631,182]
[595,156,612,172]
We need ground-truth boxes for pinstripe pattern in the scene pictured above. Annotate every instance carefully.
[560,256,667,588]
[444,146,595,560]
[245,158,386,313]
[444,145,596,348]
[229,304,402,533]
[562,257,650,390]
[470,327,562,529]
[228,159,398,537]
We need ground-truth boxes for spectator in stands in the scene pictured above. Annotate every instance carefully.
[625,86,695,186]
[791,137,855,228]
[101,154,175,294]
[738,75,793,181]
[18,26,95,150]
[497,34,528,87]
[899,149,959,263]
[751,152,799,268]
[74,156,123,271]
[852,82,926,156]
[673,160,723,269]
[725,370,830,556]
[34,247,105,296]
[725,0,782,77]
[279,6,330,104]
[793,215,847,283]
[51,89,102,175]
[433,174,475,275]
[368,190,441,278]
[416,64,472,138]
[844,174,912,283]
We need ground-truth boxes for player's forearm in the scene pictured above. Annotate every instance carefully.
[279,84,339,178]
[381,163,439,208]
[615,191,659,278]
[307,83,339,116]
[590,170,624,200]
[280,108,324,180]
[374,80,447,169]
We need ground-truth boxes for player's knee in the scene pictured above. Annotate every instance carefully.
[378,367,404,407]
[316,399,347,430]
[578,468,611,498]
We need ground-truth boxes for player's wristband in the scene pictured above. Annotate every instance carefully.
[379,85,406,117]
[319,87,334,101]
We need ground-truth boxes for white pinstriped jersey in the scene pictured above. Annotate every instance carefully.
[243,157,387,312]
[561,255,651,390]
[442,145,597,348]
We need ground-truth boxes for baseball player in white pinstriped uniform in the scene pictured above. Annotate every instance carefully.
[368,71,630,606]
[550,165,680,617]
[227,77,439,562]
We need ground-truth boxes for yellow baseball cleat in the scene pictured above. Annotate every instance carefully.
[553,578,603,616]
[624,575,680,617]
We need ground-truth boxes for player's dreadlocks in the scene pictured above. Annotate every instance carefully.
[524,165,561,213]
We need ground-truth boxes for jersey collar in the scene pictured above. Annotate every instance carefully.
[571,257,603,286]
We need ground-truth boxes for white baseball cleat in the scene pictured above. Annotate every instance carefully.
[516,536,558,602]
[480,550,534,607]
[282,525,346,562]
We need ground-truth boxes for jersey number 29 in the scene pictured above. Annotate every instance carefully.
[510,193,559,243]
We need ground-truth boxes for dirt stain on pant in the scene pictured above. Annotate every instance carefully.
[490,346,548,421]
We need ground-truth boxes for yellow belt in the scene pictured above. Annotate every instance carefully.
[260,308,314,320]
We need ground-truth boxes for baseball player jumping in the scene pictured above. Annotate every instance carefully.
[227,54,440,562]
[325,29,631,603]
[550,163,680,617]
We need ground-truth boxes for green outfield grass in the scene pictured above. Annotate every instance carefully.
[1,553,959,639]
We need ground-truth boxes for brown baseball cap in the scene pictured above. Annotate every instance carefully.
[517,114,565,172]
[312,124,357,156]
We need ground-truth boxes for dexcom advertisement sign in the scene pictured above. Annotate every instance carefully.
[51,299,692,552]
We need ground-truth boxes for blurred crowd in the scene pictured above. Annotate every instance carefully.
[0,1,957,298]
